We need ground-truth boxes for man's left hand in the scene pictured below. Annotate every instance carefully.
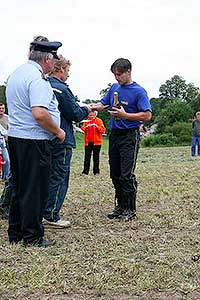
[109,106,127,119]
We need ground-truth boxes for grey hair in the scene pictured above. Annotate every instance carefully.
[28,51,53,63]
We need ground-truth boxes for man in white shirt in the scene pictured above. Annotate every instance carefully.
[6,39,65,247]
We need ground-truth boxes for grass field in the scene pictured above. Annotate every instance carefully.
[1,145,200,300]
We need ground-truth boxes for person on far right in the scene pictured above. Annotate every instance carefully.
[92,58,152,220]
[191,111,200,157]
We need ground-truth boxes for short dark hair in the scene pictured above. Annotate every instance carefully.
[110,58,132,73]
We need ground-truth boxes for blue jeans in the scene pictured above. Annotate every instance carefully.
[43,146,72,222]
[1,145,10,180]
[191,136,200,156]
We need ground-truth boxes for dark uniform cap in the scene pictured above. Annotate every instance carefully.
[30,41,62,59]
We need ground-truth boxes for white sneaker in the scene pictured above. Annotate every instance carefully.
[43,219,71,228]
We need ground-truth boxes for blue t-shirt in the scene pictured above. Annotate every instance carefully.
[6,60,60,140]
[101,82,151,129]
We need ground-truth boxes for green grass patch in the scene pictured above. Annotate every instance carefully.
[1,146,200,299]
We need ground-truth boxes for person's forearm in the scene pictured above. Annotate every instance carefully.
[110,106,152,122]
[91,102,105,112]
[124,111,152,122]
[32,107,61,136]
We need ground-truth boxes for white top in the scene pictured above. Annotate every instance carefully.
[6,60,60,140]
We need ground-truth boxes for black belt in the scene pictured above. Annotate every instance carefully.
[111,128,139,135]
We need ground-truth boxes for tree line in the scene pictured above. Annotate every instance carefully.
[145,75,200,146]
[1,75,199,146]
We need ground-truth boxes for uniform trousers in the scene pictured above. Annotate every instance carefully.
[8,137,51,244]
[109,128,140,207]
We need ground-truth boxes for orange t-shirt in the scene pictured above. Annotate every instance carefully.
[87,124,95,142]
[81,117,106,146]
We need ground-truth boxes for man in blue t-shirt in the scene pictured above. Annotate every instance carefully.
[92,58,152,220]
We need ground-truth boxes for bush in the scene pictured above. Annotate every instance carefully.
[164,122,191,144]
[141,134,178,147]
[155,100,192,134]
[141,121,192,147]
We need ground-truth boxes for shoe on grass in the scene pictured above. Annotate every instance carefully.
[43,218,71,228]
[24,239,56,248]
[107,206,124,219]
[36,239,56,248]
[118,209,136,221]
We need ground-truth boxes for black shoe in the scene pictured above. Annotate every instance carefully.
[107,206,124,219]
[36,239,56,248]
[118,209,136,221]
[24,239,56,248]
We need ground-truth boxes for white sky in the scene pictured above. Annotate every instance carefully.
[0,0,199,101]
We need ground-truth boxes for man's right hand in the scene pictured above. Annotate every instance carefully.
[56,128,66,143]
[90,103,104,112]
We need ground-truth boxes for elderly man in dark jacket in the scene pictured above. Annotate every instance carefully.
[43,55,91,228]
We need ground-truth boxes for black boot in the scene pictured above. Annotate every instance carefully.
[107,191,124,219]
[118,192,136,221]
[107,178,124,219]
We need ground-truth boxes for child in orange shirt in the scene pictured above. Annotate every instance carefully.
[81,111,106,175]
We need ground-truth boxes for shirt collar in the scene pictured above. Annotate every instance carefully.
[27,60,43,72]
[50,76,68,87]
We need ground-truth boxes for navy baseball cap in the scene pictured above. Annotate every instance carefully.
[30,41,62,59]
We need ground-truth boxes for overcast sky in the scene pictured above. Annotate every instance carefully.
[0,0,199,101]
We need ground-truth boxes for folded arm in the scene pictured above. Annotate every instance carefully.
[32,106,65,143]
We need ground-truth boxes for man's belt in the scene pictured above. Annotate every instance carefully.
[111,128,139,135]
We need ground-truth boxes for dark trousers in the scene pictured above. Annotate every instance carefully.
[44,144,72,222]
[109,129,140,209]
[83,142,101,175]
[8,137,51,244]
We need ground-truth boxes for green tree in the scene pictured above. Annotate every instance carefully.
[156,99,192,133]
[189,94,200,116]
[159,75,199,104]
[100,83,112,97]
[83,99,97,104]
[150,97,162,123]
